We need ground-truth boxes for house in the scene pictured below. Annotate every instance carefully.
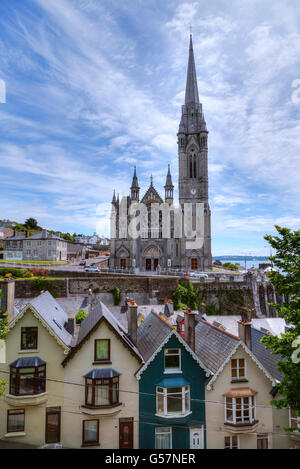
[195,319,291,449]
[0,289,72,447]
[60,299,144,449]
[136,310,211,449]
[67,242,86,263]
[3,230,67,261]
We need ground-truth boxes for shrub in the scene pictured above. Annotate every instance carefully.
[32,278,59,297]
[75,309,88,324]
[0,267,30,278]
[110,287,121,306]
[172,282,199,310]
[223,262,239,271]
[29,268,50,277]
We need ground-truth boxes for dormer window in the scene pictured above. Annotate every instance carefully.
[164,349,181,373]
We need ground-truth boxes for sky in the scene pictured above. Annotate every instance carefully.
[0,0,300,256]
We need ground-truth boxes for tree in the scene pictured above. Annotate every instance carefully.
[261,226,300,430]
[24,218,39,230]
[172,282,199,310]
[0,289,9,396]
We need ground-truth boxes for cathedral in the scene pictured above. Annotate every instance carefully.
[110,35,212,272]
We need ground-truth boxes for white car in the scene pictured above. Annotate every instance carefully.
[84,266,100,272]
[188,272,209,279]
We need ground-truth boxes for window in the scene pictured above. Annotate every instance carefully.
[231,359,246,381]
[155,427,172,449]
[257,434,269,449]
[10,365,46,396]
[224,435,239,449]
[164,349,181,373]
[85,376,119,407]
[21,327,38,350]
[290,409,300,431]
[156,386,190,417]
[94,339,110,362]
[82,420,99,446]
[225,396,256,425]
[7,409,25,433]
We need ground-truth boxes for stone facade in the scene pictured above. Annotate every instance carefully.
[110,35,212,272]
[3,230,67,261]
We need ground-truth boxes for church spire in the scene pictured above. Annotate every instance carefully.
[130,166,140,201]
[185,34,199,105]
[164,164,174,204]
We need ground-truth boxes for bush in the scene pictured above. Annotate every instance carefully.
[223,262,239,271]
[0,267,30,278]
[75,309,88,324]
[29,268,50,277]
[172,282,199,310]
[110,287,121,306]
[32,278,59,297]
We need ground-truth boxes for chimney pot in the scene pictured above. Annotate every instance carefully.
[127,299,137,345]
[238,320,252,350]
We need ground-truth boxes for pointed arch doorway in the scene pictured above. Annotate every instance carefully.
[142,245,160,271]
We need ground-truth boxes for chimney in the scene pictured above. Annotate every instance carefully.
[0,278,15,323]
[184,309,196,352]
[65,317,75,336]
[238,320,252,350]
[127,299,138,345]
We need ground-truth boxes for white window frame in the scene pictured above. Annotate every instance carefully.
[225,396,256,425]
[289,408,300,431]
[224,435,240,449]
[164,348,181,374]
[155,426,172,449]
[156,385,191,418]
[231,358,247,381]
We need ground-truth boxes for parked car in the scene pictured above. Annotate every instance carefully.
[79,260,86,266]
[188,272,209,279]
[104,252,110,256]
[84,266,100,272]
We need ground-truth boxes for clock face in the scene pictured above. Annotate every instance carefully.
[190,188,196,196]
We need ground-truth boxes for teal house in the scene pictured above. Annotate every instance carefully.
[136,312,211,449]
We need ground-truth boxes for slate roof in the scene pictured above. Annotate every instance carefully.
[137,312,173,362]
[194,319,239,374]
[10,357,46,368]
[56,297,88,317]
[84,368,121,379]
[14,291,73,347]
[251,327,283,382]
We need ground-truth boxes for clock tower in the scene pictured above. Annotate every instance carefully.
[178,34,212,270]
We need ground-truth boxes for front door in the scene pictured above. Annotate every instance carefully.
[191,258,198,270]
[45,407,61,444]
[146,259,152,271]
[119,418,134,449]
[190,427,204,449]
[153,259,158,270]
[120,258,126,269]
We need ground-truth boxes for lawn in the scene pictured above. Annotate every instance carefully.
[0,260,68,265]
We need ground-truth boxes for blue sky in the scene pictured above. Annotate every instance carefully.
[0,0,300,256]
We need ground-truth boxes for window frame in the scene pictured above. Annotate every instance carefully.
[155,426,172,449]
[225,396,256,425]
[10,364,46,396]
[7,409,25,433]
[156,385,191,418]
[82,419,99,446]
[21,327,38,350]
[224,435,239,449]
[231,358,247,381]
[85,376,119,408]
[290,408,300,431]
[164,348,181,373]
[94,339,111,363]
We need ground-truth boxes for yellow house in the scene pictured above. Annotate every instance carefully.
[195,319,291,449]
[0,291,72,447]
[60,300,143,449]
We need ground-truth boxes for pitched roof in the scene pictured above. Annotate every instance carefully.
[62,300,143,366]
[12,291,72,348]
[251,327,283,382]
[137,311,173,362]
[194,319,239,374]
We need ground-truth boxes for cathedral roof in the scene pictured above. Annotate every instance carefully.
[140,175,163,204]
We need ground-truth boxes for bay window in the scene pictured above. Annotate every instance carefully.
[225,395,256,425]
[9,357,46,396]
[156,385,190,417]
[84,369,120,408]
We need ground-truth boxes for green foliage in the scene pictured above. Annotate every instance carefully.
[0,267,30,278]
[205,304,218,315]
[93,288,100,294]
[24,218,39,230]
[32,278,59,297]
[177,303,188,310]
[75,308,88,324]
[223,262,239,271]
[172,282,199,310]
[110,287,121,306]
[261,226,300,428]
